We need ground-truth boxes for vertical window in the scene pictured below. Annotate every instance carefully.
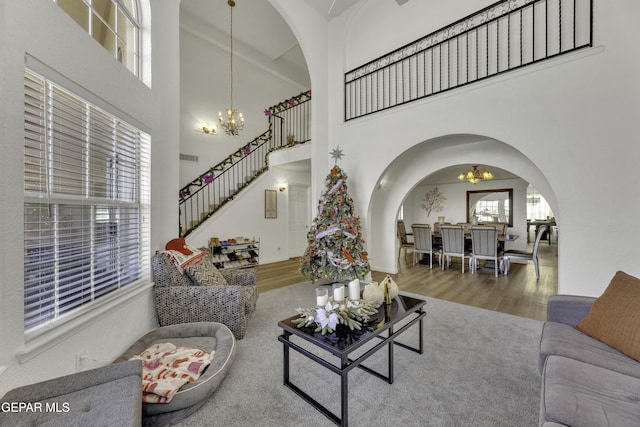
[527,185,554,220]
[53,0,141,77]
[23,69,150,332]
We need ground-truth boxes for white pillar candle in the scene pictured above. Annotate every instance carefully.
[348,279,360,301]
[332,283,344,302]
[315,287,328,306]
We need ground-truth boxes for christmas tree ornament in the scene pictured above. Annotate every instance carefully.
[329,145,344,164]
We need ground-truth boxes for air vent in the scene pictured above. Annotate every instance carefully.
[180,154,199,162]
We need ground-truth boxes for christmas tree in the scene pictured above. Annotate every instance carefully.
[300,148,370,283]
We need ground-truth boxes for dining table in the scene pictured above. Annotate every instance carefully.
[431,232,519,242]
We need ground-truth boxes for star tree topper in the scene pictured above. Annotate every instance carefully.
[330,146,344,165]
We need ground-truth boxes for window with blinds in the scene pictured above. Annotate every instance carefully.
[23,68,150,332]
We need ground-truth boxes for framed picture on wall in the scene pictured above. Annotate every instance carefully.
[265,189,277,218]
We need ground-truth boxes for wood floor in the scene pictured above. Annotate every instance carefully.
[256,242,558,321]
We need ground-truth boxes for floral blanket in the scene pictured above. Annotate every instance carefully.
[130,342,214,403]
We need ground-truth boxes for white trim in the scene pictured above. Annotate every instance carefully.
[17,280,154,365]
[0,366,6,378]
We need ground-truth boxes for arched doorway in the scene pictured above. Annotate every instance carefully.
[366,134,559,275]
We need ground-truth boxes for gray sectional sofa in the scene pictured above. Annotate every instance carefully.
[0,360,142,427]
[538,295,640,426]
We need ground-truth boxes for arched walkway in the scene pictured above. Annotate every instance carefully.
[367,134,559,274]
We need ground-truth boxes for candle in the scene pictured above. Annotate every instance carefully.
[332,283,344,302]
[348,279,360,301]
[316,287,328,306]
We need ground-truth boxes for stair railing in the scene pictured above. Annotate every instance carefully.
[345,0,593,121]
[179,90,311,237]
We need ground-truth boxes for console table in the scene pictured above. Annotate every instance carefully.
[277,294,426,426]
[527,220,556,244]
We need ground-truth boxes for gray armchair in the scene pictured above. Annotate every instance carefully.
[151,253,258,339]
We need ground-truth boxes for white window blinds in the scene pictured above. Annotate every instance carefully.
[23,69,150,332]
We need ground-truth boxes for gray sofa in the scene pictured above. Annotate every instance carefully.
[152,253,258,339]
[538,295,640,426]
[0,360,142,427]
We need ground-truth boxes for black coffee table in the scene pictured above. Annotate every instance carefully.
[277,294,426,426]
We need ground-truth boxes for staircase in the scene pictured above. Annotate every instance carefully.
[179,90,311,237]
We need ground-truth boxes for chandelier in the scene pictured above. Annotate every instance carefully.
[219,0,244,136]
[457,165,494,184]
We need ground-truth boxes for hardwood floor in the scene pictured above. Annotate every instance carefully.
[255,242,558,321]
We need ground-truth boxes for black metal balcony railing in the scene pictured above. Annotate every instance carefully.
[179,90,311,237]
[345,0,593,121]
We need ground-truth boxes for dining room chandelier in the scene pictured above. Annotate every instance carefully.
[457,165,494,184]
[219,0,244,136]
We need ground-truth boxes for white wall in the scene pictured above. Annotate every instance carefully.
[186,172,287,264]
[283,0,640,297]
[404,178,529,251]
[0,0,179,394]
[270,0,331,210]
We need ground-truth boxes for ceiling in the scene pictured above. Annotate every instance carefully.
[303,0,362,19]
[179,0,363,88]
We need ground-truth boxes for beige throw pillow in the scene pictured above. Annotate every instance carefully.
[576,271,640,362]
[185,259,228,287]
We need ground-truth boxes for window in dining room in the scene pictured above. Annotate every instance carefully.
[527,185,554,220]
[474,199,510,223]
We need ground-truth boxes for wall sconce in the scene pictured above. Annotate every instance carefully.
[279,185,286,192]
[199,123,217,135]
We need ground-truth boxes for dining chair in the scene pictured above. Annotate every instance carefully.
[484,222,508,236]
[456,222,472,232]
[411,224,440,268]
[470,226,502,277]
[397,220,413,261]
[485,221,508,252]
[502,225,547,280]
[440,225,468,273]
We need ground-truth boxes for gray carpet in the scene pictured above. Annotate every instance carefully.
[177,282,543,427]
